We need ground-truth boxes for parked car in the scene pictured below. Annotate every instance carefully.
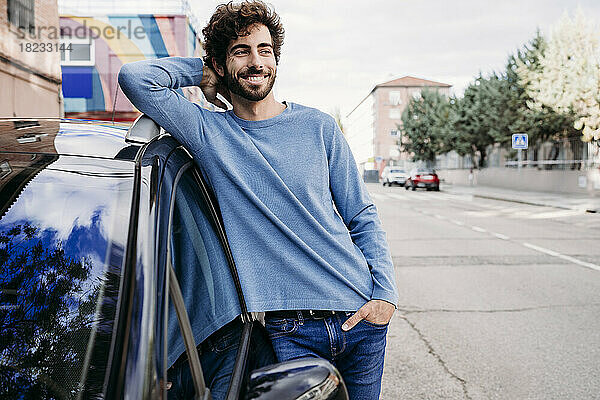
[0,115,348,400]
[405,168,440,191]
[381,167,409,187]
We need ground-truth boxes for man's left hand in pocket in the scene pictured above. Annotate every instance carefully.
[341,299,395,331]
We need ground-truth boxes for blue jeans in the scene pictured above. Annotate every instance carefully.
[264,311,389,400]
[168,318,275,400]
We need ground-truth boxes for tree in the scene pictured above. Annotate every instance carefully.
[400,89,452,163]
[517,10,600,141]
[507,31,577,146]
[449,75,505,167]
[450,32,578,167]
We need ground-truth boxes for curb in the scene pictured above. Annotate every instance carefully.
[470,194,571,210]
[443,189,599,213]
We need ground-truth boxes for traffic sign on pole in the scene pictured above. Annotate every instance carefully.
[512,134,528,149]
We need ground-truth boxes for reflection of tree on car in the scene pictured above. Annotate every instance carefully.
[0,222,120,398]
[0,140,135,399]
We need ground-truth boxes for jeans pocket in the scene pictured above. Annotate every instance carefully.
[264,318,298,339]
[359,319,389,329]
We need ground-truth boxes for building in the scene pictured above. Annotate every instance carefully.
[58,0,208,121]
[0,0,62,118]
[346,76,451,176]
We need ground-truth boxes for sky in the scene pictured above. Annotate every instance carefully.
[189,0,600,118]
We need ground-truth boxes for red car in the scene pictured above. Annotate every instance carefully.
[405,168,440,191]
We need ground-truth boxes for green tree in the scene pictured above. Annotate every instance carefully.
[400,89,452,163]
[449,32,577,167]
[517,11,599,142]
[507,31,578,146]
[449,76,500,167]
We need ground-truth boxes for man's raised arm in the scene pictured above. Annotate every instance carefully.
[118,57,216,153]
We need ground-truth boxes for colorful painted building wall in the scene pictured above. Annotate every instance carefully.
[59,15,203,121]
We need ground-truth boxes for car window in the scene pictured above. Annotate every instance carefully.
[167,167,242,369]
[390,169,405,173]
[0,154,134,398]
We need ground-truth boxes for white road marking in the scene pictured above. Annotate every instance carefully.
[556,254,600,272]
[523,242,560,257]
[471,226,487,233]
[528,209,584,219]
[523,242,600,272]
[493,232,510,240]
[465,210,503,218]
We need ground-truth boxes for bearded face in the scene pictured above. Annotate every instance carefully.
[218,24,278,102]
[223,65,276,101]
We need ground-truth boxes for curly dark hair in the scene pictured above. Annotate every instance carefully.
[202,0,285,70]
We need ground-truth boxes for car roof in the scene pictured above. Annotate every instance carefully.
[0,118,139,161]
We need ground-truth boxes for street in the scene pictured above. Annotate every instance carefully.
[373,183,600,400]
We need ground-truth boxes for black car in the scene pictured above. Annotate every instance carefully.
[0,115,348,399]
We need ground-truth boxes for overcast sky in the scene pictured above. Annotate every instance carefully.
[190,0,600,118]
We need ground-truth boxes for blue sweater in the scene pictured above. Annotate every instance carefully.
[118,57,398,362]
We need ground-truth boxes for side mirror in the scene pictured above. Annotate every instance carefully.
[245,358,348,400]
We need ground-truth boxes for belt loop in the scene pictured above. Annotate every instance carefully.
[297,310,304,325]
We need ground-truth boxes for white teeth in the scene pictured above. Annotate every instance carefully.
[247,76,264,82]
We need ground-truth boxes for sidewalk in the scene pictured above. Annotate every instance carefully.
[443,183,600,213]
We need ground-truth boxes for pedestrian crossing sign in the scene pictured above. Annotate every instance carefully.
[512,134,528,149]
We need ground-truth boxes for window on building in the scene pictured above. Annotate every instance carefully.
[390,130,399,137]
[389,109,401,119]
[60,37,95,66]
[7,0,35,34]
[389,91,402,105]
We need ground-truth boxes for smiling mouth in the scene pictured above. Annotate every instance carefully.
[240,74,268,85]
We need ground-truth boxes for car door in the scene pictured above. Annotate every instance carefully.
[99,121,253,399]
[155,139,253,400]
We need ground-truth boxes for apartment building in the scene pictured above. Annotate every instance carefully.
[0,0,62,118]
[346,76,451,175]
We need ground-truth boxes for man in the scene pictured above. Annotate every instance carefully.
[118,1,398,398]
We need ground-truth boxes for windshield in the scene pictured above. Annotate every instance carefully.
[0,154,134,398]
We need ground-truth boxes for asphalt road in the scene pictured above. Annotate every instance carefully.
[371,183,600,400]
